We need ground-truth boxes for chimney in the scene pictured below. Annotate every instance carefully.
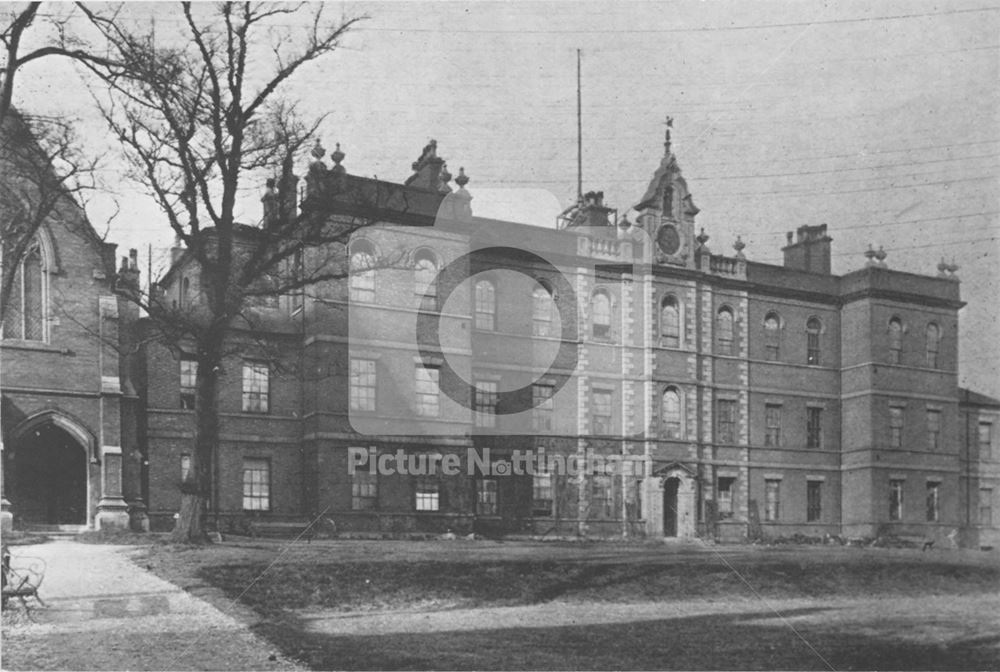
[405,140,450,192]
[782,224,832,274]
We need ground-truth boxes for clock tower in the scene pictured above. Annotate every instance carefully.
[632,118,700,268]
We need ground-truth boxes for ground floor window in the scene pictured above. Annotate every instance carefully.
[717,476,736,519]
[242,458,270,511]
[807,480,822,522]
[889,479,904,521]
[532,469,554,516]
[415,476,440,512]
[764,479,780,521]
[591,474,613,519]
[476,478,499,515]
[352,470,378,510]
[926,481,940,522]
[981,488,993,527]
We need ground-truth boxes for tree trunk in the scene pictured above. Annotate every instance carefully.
[170,332,223,542]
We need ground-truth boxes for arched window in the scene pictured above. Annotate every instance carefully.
[763,312,780,361]
[591,290,611,340]
[806,317,822,365]
[2,240,45,341]
[888,317,903,364]
[661,386,681,439]
[532,281,554,337]
[716,307,734,355]
[474,279,496,331]
[660,295,680,348]
[349,243,376,303]
[413,250,438,299]
[925,323,940,368]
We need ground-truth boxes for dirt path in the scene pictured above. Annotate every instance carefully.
[1,541,303,671]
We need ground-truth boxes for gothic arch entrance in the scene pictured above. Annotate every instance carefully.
[6,419,90,525]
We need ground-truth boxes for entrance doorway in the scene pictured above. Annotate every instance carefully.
[663,477,680,537]
[8,423,87,525]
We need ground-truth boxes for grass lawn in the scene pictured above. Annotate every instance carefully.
[138,539,1000,670]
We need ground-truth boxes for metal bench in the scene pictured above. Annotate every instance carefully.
[2,546,47,610]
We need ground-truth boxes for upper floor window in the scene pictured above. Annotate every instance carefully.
[532,282,554,337]
[242,361,269,413]
[349,243,376,303]
[806,407,823,449]
[764,404,782,447]
[717,399,737,444]
[888,317,903,364]
[415,366,440,417]
[716,307,734,355]
[413,250,438,300]
[591,290,612,340]
[474,279,496,331]
[660,295,680,348]
[2,242,45,341]
[180,357,198,409]
[806,317,822,365]
[980,422,993,461]
[925,323,940,368]
[889,406,904,448]
[763,312,780,361]
[591,388,613,435]
[350,358,377,412]
[926,409,941,451]
[661,386,681,439]
[474,379,499,428]
[532,383,554,432]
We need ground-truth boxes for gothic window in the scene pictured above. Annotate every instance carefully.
[2,241,45,341]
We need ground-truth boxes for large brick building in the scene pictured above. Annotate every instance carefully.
[3,120,997,546]
[130,132,1000,547]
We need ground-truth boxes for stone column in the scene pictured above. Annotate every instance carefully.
[95,444,130,529]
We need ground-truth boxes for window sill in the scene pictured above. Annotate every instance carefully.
[0,340,68,354]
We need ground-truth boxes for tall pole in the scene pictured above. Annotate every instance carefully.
[577,48,582,201]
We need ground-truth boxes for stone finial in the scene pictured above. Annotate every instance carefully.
[947,258,960,281]
[330,142,345,175]
[864,244,877,267]
[937,257,949,278]
[455,166,469,188]
[309,139,327,175]
[439,162,452,193]
[733,235,746,259]
[874,245,887,268]
[696,227,710,247]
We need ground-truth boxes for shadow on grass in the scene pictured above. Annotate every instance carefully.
[248,607,1000,670]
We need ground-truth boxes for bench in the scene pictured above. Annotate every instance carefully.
[2,548,47,610]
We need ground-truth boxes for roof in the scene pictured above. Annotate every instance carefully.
[959,388,1000,409]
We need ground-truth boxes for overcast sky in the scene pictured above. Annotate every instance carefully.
[10,0,999,397]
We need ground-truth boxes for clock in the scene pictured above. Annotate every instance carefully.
[657,224,681,256]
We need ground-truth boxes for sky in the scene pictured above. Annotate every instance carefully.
[9,0,1000,397]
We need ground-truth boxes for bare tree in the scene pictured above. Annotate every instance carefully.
[69,2,368,541]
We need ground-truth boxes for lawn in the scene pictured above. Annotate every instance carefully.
[138,539,1000,670]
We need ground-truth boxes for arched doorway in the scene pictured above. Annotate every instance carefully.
[7,422,88,525]
[663,477,680,537]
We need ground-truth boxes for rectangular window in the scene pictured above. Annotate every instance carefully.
[352,470,378,510]
[476,478,499,516]
[889,479,904,521]
[532,466,554,516]
[415,367,440,417]
[180,453,192,482]
[764,479,780,522]
[807,480,822,522]
[717,477,736,519]
[764,404,781,447]
[180,358,197,409]
[717,400,737,444]
[242,362,269,413]
[350,358,377,412]
[981,488,993,526]
[926,409,941,451]
[889,406,904,449]
[806,407,823,449]
[591,388,613,435]
[415,476,440,511]
[474,380,499,428]
[242,458,270,511]
[591,474,613,519]
[532,384,554,432]
[979,423,992,460]
[926,481,940,522]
